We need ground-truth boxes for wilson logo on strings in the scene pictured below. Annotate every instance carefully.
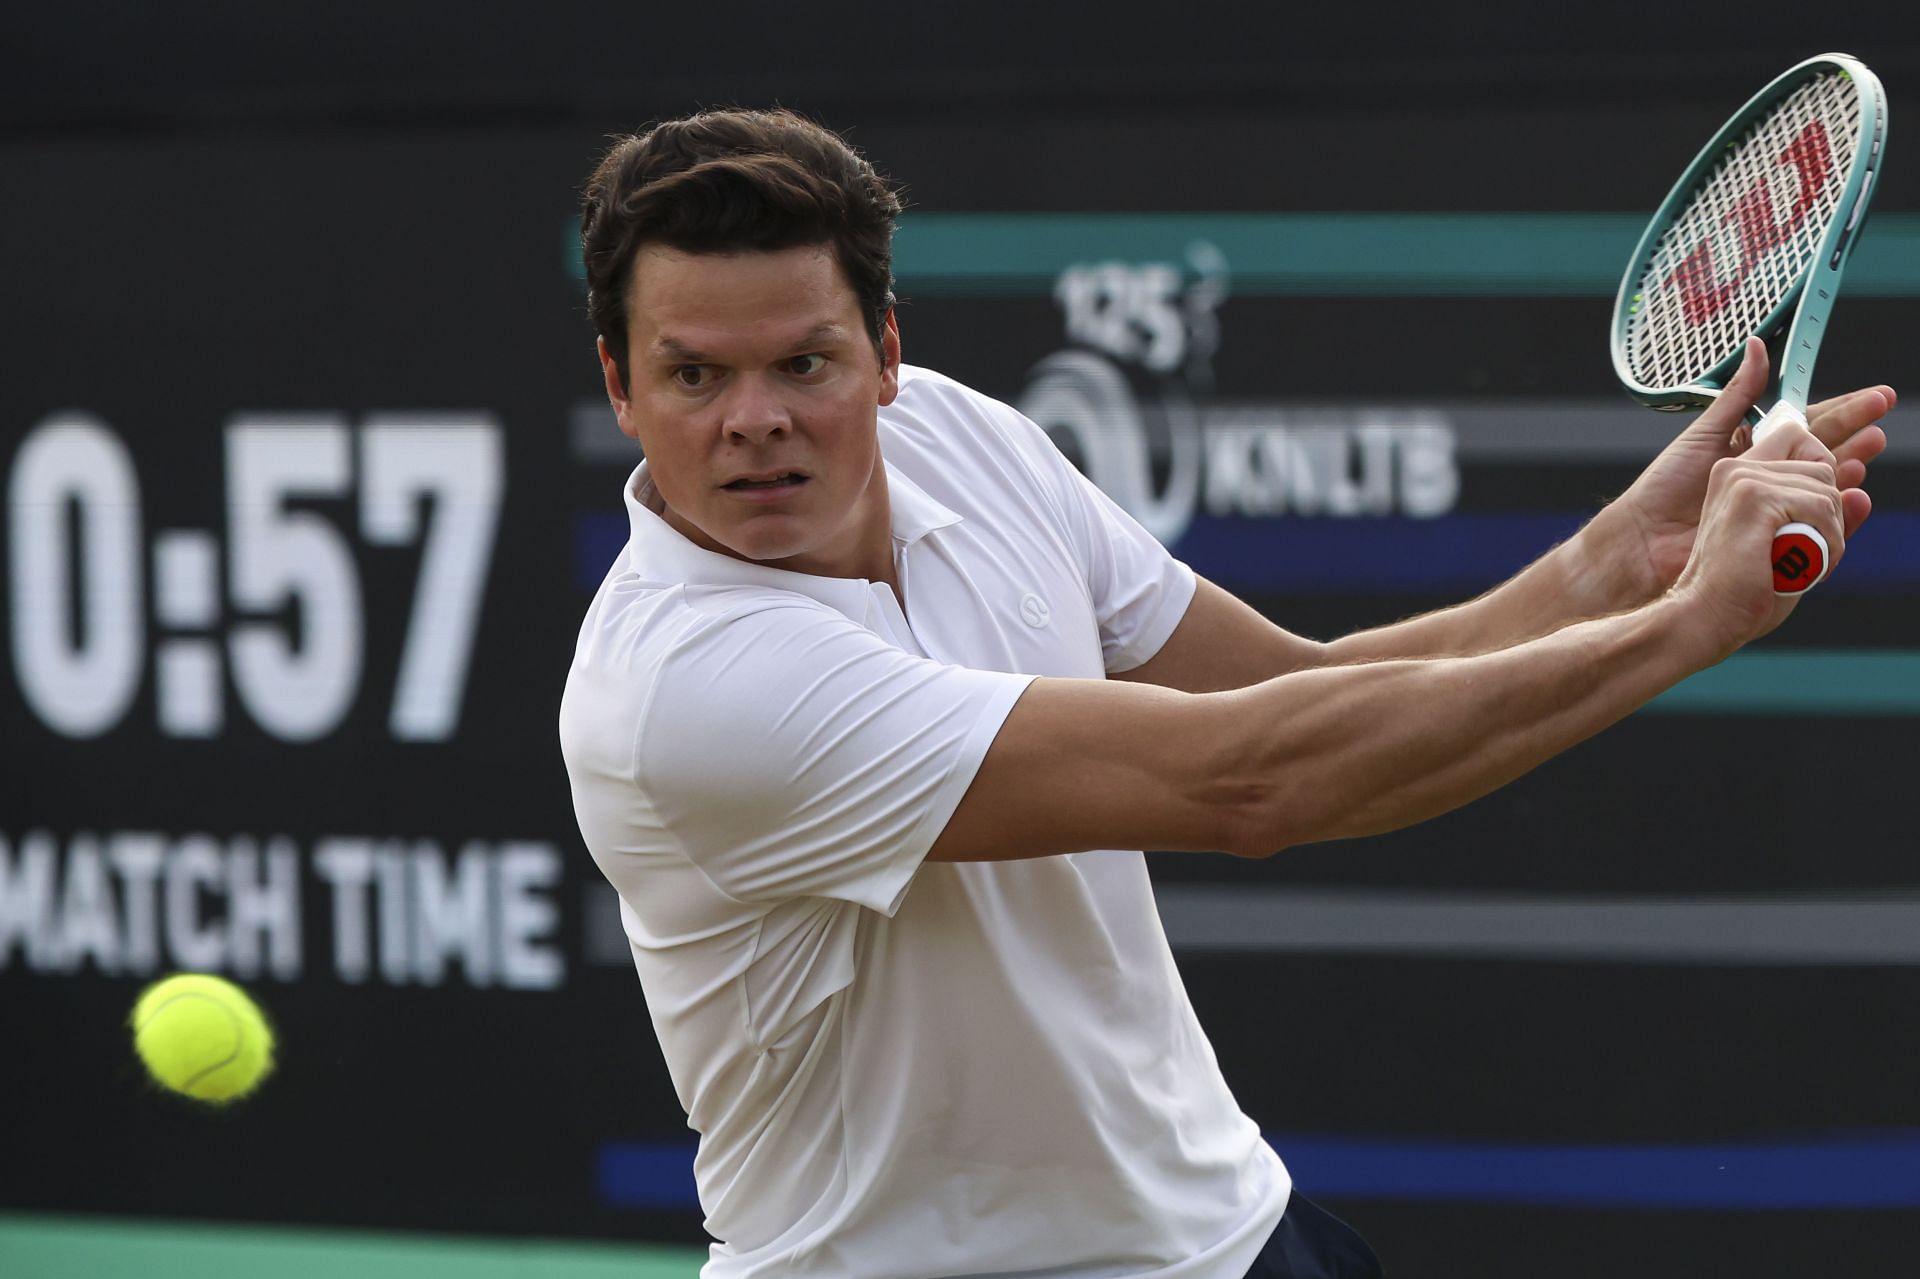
[1664,119,1834,327]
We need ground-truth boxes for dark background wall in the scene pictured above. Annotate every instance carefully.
[5,5,1919,1277]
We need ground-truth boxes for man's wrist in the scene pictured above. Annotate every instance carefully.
[1560,503,1663,615]
[1639,587,1736,676]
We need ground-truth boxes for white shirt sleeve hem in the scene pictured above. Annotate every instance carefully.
[1103,562,1198,675]
[878,670,1039,915]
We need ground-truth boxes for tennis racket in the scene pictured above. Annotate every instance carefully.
[1612,52,1888,594]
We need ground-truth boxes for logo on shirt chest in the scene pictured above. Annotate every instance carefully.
[1018,593,1051,628]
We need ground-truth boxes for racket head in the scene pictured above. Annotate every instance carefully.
[1612,53,1887,412]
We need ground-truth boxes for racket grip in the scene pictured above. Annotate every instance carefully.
[1771,522,1829,595]
[1751,403,1827,594]
[1751,400,1809,440]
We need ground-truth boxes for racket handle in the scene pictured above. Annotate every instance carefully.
[1749,400,1808,440]
[1771,522,1828,595]
[1749,403,1828,594]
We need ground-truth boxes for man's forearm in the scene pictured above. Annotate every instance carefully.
[1220,591,1712,853]
[1321,507,1649,664]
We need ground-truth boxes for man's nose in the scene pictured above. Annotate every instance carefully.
[721,375,794,445]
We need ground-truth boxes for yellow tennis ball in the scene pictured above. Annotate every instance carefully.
[131,974,276,1103]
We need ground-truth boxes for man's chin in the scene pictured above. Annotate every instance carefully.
[721,528,818,568]
[675,508,809,567]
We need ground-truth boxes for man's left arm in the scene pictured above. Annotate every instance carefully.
[1120,349,1891,695]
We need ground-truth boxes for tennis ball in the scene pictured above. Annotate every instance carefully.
[131,974,276,1103]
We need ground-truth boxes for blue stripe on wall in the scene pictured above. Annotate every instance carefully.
[578,510,1920,596]
[1179,511,1920,594]
[1275,1131,1920,1209]
[576,511,626,591]
[597,1143,700,1212]
[573,510,1920,714]
[597,1132,1920,1212]
[1171,512,1585,593]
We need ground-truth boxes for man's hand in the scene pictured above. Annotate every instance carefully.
[1590,337,1892,606]
[1668,403,1854,656]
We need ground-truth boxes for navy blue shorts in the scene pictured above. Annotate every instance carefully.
[1242,1192,1384,1278]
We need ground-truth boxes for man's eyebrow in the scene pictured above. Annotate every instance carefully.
[789,322,855,349]
[646,323,856,364]
[649,335,710,362]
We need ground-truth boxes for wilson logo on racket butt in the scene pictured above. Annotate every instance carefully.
[1771,535,1821,591]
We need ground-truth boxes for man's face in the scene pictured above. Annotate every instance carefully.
[600,243,900,578]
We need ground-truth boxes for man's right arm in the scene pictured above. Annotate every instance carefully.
[928,594,1715,862]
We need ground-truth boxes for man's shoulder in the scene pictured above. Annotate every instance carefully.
[893,362,980,404]
[884,364,1055,477]
[561,579,853,766]
[888,364,1022,436]
[574,575,842,669]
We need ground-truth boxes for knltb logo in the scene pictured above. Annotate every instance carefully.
[1665,119,1833,326]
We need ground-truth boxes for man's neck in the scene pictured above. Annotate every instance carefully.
[650,466,900,596]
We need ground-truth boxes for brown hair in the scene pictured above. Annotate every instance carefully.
[581,108,903,390]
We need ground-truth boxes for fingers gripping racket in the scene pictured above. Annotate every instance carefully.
[1613,53,1888,594]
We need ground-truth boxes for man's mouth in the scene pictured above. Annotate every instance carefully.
[723,472,808,491]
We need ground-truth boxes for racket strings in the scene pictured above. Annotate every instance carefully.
[1625,73,1861,391]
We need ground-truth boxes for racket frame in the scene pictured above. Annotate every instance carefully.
[1610,52,1887,416]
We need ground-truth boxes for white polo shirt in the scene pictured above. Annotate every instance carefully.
[561,365,1289,1277]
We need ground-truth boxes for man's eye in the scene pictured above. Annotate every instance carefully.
[673,365,713,388]
[788,354,827,376]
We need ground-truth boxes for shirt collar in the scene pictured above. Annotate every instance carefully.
[884,462,963,547]
[621,456,962,618]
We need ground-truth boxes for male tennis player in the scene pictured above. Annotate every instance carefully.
[559,109,1891,1278]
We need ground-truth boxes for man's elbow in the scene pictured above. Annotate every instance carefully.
[1215,795,1295,860]
[1180,722,1296,859]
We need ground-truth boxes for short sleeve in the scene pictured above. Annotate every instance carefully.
[636,600,1035,912]
[994,405,1197,673]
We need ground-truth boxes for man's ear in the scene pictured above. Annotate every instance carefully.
[598,336,641,441]
[877,309,901,408]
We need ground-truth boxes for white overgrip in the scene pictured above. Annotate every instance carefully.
[1749,402,1829,595]
[1751,399,1809,442]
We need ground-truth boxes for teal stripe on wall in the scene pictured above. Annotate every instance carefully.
[0,1213,706,1279]
[1645,649,1920,716]
[890,212,1920,297]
